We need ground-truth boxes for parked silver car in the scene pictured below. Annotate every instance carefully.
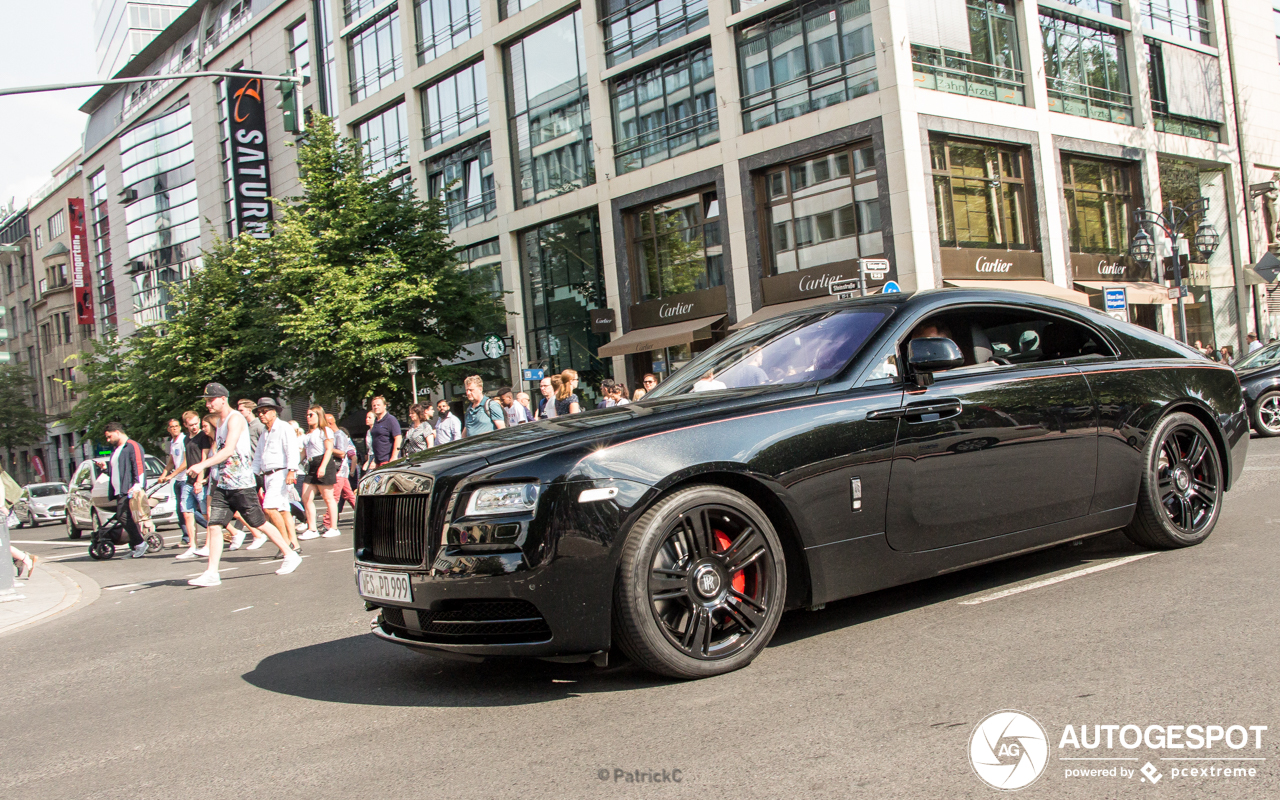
[12,482,69,528]
[65,455,177,539]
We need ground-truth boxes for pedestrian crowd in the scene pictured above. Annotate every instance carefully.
[14,367,655,586]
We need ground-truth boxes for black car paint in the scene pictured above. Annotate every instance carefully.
[357,289,1248,659]
[1235,344,1280,421]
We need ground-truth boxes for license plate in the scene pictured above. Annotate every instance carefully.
[358,569,413,603]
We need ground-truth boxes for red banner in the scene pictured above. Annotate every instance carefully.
[68,197,94,325]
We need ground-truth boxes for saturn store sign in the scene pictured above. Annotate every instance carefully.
[226,73,273,239]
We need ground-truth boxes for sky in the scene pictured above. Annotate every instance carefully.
[0,0,98,212]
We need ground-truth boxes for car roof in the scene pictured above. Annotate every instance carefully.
[25,482,67,489]
[754,287,1099,330]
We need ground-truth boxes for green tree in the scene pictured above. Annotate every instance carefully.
[69,114,506,443]
[0,363,47,451]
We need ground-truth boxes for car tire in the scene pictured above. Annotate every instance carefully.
[29,515,39,529]
[612,485,787,680]
[67,514,82,539]
[1250,391,1280,437]
[1122,412,1223,550]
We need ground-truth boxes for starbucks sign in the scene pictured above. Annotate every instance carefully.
[482,334,506,359]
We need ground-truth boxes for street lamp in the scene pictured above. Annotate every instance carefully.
[404,355,423,404]
[1129,199,1219,345]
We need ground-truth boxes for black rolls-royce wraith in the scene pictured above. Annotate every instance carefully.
[355,288,1248,679]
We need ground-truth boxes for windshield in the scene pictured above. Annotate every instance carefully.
[29,483,67,497]
[646,307,892,398]
[1234,342,1280,370]
[144,455,164,478]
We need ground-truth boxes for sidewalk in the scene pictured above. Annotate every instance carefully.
[0,561,100,637]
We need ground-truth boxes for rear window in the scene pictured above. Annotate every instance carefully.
[648,308,891,397]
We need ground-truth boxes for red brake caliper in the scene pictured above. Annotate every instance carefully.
[714,530,746,594]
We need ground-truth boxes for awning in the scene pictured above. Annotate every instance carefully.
[1074,281,1174,305]
[597,314,724,357]
[729,295,840,330]
[1253,251,1280,283]
[943,279,1090,305]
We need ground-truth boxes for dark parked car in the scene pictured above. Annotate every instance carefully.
[355,288,1248,679]
[1233,342,1280,436]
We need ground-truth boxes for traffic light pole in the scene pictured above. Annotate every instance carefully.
[0,71,300,98]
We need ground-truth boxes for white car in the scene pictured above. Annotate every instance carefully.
[65,455,178,538]
[12,482,70,528]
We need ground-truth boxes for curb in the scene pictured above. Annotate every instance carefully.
[0,561,101,638]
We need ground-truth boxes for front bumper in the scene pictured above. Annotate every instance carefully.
[357,478,651,658]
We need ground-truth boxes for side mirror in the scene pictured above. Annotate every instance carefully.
[907,337,964,387]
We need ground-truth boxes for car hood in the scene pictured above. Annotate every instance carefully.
[387,386,818,479]
[29,494,68,505]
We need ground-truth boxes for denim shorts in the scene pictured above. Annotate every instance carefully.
[176,480,198,513]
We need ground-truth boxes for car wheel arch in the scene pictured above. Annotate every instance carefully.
[631,469,814,612]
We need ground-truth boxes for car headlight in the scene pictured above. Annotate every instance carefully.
[464,483,540,516]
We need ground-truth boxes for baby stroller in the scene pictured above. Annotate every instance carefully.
[88,484,165,560]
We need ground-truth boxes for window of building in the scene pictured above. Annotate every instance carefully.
[912,0,1025,106]
[344,0,378,25]
[602,0,709,67]
[34,226,42,250]
[500,0,540,19]
[314,0,338,115]
[41,323,52,353]
[1059,0,1121,16]
[520,210,611,392]
[1146,40,1221,142]
[349,9,403,104]
[421,61,488,151]
[4,262,11,294]
[931,136,1034,250]
[204,0,252,53]
[1061,155,1138,255]
[22,300,31,332]
[1041,13,1132,124]
[47,210,66,240]
[415,0,482,66]
[119,102,202,326]
[288,19,312,84]
[461,239,503,297]
[357,102,411,174]
[507,11,594,207]
[611,46,718,175]
[428,138,495,231]
[1141,0,1211,46]
[48,261,68,289]
[763,144,883,275]
[629,191,723,302]
[216,78,236,237]
[1275,7,1280,61]
[738,0,877,133]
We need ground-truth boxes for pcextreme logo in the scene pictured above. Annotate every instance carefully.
[969,710,1049,790]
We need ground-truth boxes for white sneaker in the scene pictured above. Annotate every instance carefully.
[246,533,268,550]
[294,521,307,534]
[188,571,221,587]
[298,529,320,540]
[175,548,199,560]
[322,528,341,538]
[276,552,303,575]
[229,529,247,550]
[194,545,209,556]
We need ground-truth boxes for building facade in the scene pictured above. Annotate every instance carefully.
[93,0,196,79]
[73,0,1280,404]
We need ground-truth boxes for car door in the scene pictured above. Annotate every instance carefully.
[880,306,1101,553]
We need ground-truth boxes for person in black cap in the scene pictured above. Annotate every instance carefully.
[185,382,300,586]
[251,396,300,554]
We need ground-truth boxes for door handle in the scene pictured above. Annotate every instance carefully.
[867,406,906,421]
[903,399,963,421]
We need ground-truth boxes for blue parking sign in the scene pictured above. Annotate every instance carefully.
[1104,287,1126,312]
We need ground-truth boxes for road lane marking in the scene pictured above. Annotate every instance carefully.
[184,568,239,577]
[232,606,253,613]
[1059,758,1139,761]
[959,553,1158,605]
[105,580,170,591]
[329,547,352,552]
[262,555,311,564]
[8,540,84,546]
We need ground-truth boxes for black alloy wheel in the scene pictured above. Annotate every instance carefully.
[88,540,115,560]
[614,485,786,679]
[1123,412,1223,549]
[1251,391,1280,437]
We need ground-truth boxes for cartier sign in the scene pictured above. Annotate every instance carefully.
[591,308,616,333]
[1071,252,1148,282]
[940,248,1044,280]
[761,260,895,305]
[630,285,727,329]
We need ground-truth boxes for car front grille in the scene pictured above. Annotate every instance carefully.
[355,493,432,566]
[380,600,552,644]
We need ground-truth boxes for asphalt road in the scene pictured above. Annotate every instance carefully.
[4,436,1279,799]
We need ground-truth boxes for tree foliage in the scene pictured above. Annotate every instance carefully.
[0,363,48,451]
[69,115,506,446]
